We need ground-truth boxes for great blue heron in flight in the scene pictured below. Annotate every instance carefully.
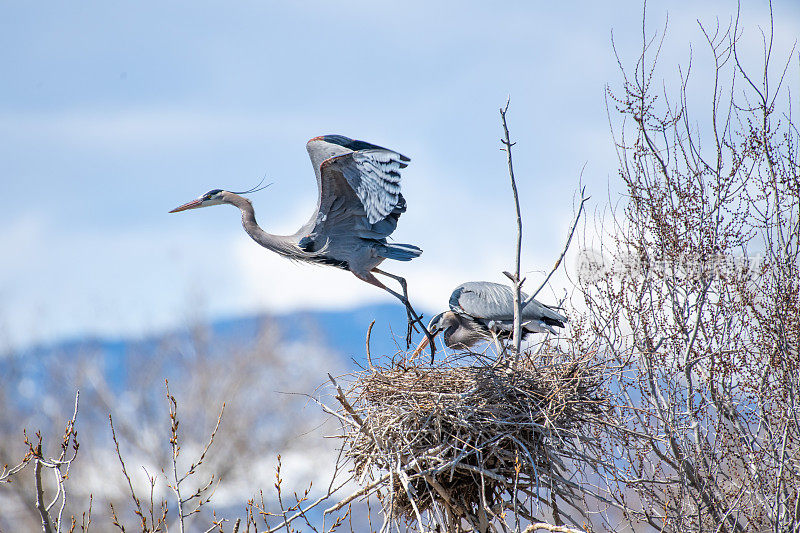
[170,134,434,353]
[414,281,567,358]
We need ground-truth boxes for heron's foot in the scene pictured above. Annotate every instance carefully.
[397,285,416,345]
[406,313,420,334]
[406,317,436,364]
[404,320,422,347]
[400,298,420,348]
[371,268,434,361]
[399,298,434,361]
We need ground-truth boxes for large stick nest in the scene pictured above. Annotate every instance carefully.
[333,353,609,524]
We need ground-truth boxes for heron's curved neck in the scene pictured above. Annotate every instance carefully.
[227,194,297,257]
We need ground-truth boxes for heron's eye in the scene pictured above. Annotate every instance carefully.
[203,189,223,200]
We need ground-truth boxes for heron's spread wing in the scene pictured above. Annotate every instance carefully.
[324,149,408,225]
[450,281,567,325]
[303,136,410,249]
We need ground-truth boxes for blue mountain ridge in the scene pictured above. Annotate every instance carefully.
[3,303,418,389]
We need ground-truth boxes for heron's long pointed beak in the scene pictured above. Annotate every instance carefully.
[411,335,431,359]
[169,199,203,213]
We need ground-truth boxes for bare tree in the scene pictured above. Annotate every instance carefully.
[569,2,800,530]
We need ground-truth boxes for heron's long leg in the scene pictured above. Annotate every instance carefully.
[372,268,426,347]
[358,269,437,361]
[372,268,416,331]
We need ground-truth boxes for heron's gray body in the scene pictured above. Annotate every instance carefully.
[285,135,418,276]
[430,281,567,350]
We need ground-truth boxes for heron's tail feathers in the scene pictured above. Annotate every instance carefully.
[378,243,422,261]
[521,317,565,336]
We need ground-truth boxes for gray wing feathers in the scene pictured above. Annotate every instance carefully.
[301,136,413,258]
[307,142,348,176]
[352,194,406,239]
[523,299,568,325]
[330,149,408,224]
[450,282,567,324]
[307,136,410,226]
[450,282,515,320]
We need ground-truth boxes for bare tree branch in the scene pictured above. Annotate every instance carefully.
[500,97,525,364]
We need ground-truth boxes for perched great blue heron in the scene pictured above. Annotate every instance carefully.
[414,281,567,357]
[170,134,434,353]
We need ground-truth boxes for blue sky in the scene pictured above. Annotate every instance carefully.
[1,1,798,348]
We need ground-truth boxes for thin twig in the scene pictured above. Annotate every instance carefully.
[33,441,54,533]
[166,380,186,533]
[524,521,587,532]
[526,185,590,302]
[499,97,525,364]
[366,320,375,370]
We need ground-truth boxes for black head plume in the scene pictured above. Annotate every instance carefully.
[231,176,272,195]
